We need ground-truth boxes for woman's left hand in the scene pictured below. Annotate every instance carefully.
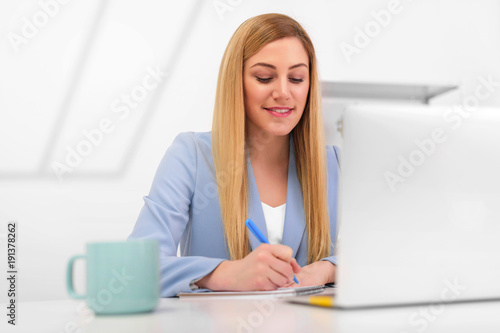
[284,260,336,287]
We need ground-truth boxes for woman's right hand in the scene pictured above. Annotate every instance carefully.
[196,244,301,291]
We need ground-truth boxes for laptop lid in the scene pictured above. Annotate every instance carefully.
[335,104,500,308]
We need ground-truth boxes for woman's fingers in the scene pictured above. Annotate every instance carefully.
[268,256,296,285]
[290,258,301,274]
[268,244,294,261]
[253,244,299,286]
[262,267,290,289]
[267,245,302,280]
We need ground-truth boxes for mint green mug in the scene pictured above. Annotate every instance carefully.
[66,240,159,314]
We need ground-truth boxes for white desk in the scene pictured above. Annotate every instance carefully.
[3,295,500,333]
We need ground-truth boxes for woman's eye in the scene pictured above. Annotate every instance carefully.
[256,77,272,83]
[290,78,304,83]
[255,76,304,83]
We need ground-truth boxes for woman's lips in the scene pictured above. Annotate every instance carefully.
[264,107,293,118]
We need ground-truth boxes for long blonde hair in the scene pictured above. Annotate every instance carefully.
[212,13,331,263]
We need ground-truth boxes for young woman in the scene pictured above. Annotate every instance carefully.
[128,13,340,297]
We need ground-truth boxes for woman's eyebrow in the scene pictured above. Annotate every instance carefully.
[250,62,308,70]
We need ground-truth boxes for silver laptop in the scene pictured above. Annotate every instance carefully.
[330,104,500,308]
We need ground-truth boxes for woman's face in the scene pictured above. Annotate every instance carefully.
[243,37,310,138]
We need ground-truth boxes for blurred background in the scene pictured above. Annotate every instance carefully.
[0,0,499,302]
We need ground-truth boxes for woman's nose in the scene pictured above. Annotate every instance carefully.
[271,78,291,100]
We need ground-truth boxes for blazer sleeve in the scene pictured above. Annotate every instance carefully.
[320,145,341,266]
[128,132,225,297]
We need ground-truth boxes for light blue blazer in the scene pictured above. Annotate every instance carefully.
[128,131,340,297]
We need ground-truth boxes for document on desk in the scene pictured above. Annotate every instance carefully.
[178,285,325,298]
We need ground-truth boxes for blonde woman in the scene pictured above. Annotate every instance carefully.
[129,13,340,296]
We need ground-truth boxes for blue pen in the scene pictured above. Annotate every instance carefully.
[245,219,299,284]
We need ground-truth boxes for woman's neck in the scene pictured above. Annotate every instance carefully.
[247,130,290,166]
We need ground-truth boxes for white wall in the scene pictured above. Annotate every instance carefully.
[0,0,499,302]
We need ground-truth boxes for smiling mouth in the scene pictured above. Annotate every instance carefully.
[264,107,293,114]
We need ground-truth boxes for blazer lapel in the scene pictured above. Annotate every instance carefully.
[246,136,306,255]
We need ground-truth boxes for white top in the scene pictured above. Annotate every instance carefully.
[261,202,286,244]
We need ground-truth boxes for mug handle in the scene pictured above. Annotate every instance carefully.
[66,255,86,299]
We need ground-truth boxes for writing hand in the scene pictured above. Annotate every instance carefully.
[196,244,301,291]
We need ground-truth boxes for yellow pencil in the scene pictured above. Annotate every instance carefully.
[290,295,335,308]
[308,296,334,307]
